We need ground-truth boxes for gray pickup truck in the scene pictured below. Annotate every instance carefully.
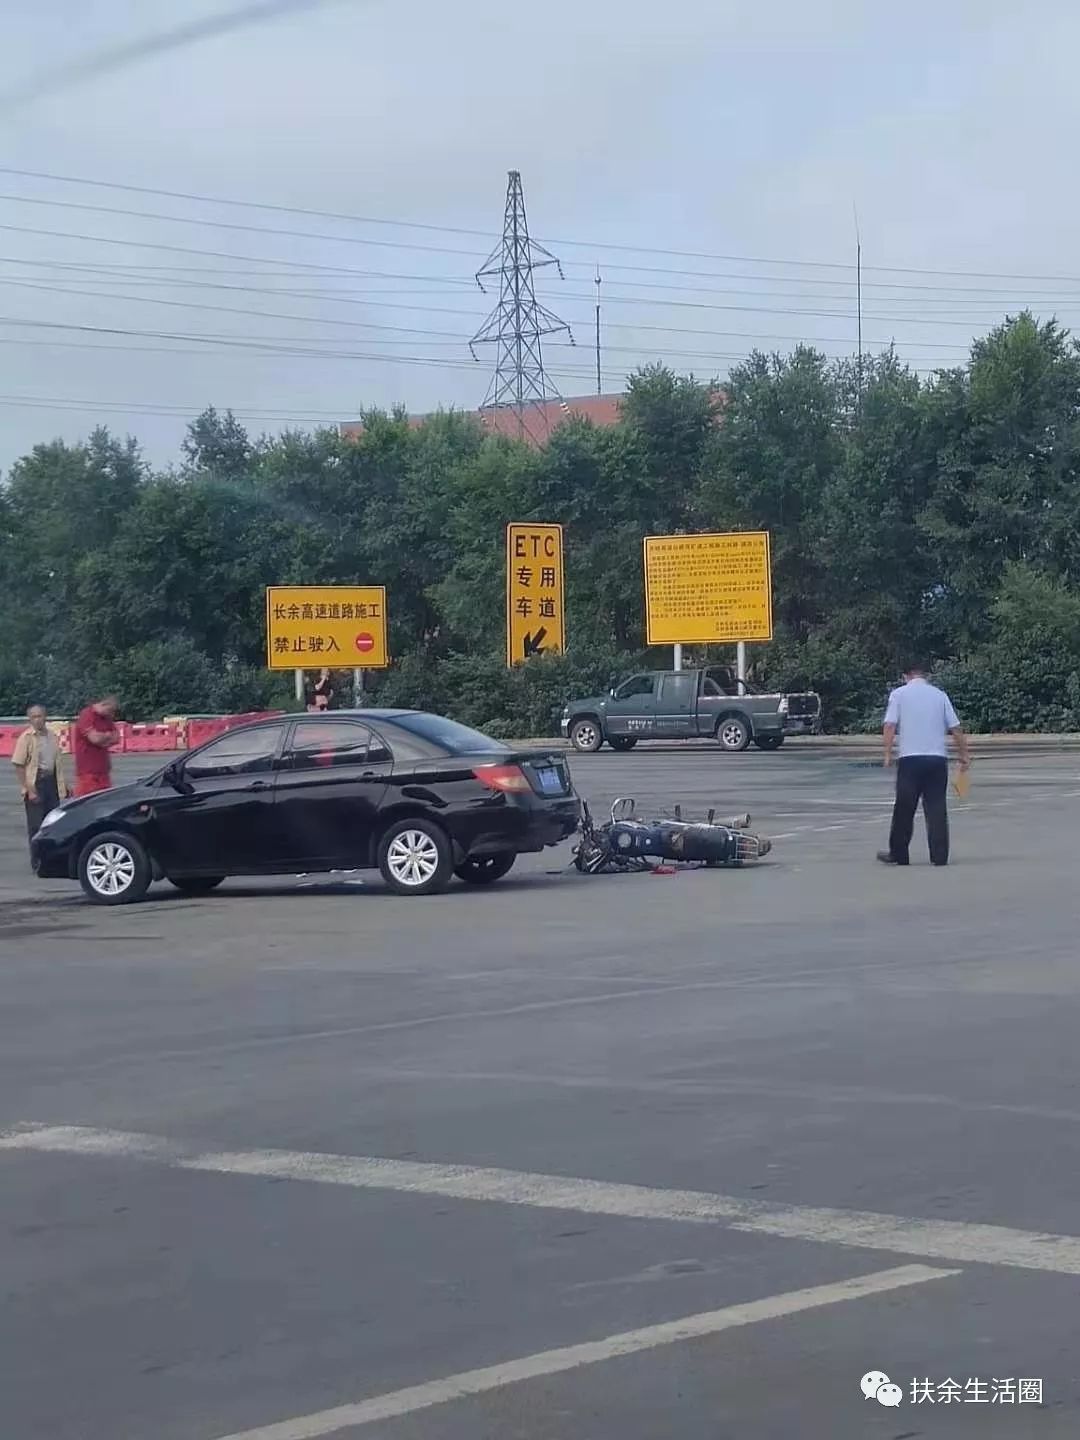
[560,667,822,753]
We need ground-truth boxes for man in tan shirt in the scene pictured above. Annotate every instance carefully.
[12,705,68,848]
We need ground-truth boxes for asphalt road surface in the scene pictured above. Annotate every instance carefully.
[3,742,1080,1438]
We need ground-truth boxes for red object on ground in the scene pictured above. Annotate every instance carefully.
[73,704,117,791]
[354,632,375,654]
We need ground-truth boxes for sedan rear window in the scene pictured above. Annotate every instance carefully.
[391,713,508,755]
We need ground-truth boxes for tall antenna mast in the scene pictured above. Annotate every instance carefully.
[470,170,574,442]
[853,203,863,392]
[595,264,602,396]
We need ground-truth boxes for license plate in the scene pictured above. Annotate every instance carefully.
[537,767,564,795]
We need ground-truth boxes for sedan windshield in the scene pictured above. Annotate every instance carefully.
[392,713,508,754]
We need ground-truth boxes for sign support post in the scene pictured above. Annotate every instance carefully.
[294,668,304,704]
[736,640,747,693]
[673,643,682,672]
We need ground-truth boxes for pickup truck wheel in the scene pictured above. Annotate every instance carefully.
[754,734,785,751]
[608,737,638,752]
[570,719,603,753]
[716,716,752,753]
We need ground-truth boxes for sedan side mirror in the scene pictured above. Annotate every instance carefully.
[162,760,192,794]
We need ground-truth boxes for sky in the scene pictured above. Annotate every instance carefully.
[2,0,1080,470]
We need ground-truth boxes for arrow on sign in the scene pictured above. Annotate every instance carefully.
[522,627,548,657]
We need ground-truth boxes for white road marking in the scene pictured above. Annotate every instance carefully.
[6,1124,1080,1275]
[797,799,896,807]
[210,1265,956,1440]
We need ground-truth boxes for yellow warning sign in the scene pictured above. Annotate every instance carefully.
[506,523,565,666]
[266,585,389,670]
[643,532,773,645]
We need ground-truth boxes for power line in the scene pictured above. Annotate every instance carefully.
[9,163,1080,287]
[0,191,484,260]
[7,252,1065,308]
[0,219,472,280]
[0,271,984,345]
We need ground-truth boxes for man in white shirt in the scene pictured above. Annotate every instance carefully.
[878,663,970,867]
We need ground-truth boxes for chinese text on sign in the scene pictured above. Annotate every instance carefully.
[506,524,565,666]
[643,531,772,645]
[265,585,389,670]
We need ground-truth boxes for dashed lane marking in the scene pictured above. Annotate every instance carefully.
[6,1124,1080,1277]
[208,1265,957,1440]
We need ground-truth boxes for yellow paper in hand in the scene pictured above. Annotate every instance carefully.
[952,768,971,800]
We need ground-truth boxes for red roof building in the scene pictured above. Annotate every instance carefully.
[339,392,624,446]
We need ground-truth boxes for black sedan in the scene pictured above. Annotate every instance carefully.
[31,710,580,904]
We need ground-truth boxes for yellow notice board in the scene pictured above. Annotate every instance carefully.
[266,585,389,670]
[643,531,773,645]
[506,523,565,666]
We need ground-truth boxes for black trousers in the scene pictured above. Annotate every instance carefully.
[889,755,949,866]
[24,772,60,849]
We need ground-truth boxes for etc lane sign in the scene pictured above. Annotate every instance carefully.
[643,531,773,645]
[266,585,389,670]
[506,523,565,666]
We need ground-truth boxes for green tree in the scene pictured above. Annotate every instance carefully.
[698,347,840,635]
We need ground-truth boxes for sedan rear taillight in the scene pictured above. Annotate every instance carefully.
[473,764,531,793]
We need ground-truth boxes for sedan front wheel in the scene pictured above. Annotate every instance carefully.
[78,831,152,906]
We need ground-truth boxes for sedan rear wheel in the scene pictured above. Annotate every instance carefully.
[78,831,151,906]
[378,819,453,896]
[455,853,516,885]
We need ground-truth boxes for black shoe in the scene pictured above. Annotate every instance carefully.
[876,851,908,866]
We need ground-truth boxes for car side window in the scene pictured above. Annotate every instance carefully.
[185,725,285,780]
[659,674,696,707]
[287,720,376,770]
[614,674,656,701]
[702,678,722,697]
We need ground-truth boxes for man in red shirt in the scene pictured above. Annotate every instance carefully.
[73,696,120,797]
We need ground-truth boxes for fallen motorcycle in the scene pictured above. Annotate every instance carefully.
[573,796,772,875]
